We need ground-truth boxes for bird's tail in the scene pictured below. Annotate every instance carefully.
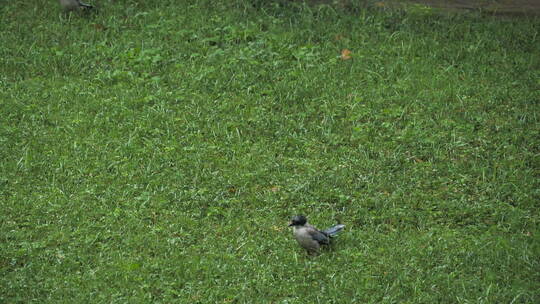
[79,1,93,8]
[323,224,345,237]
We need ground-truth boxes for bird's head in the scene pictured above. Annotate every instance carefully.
[288,215,307,227]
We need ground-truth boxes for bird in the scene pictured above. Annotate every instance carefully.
[59,0,94,12]
[288,215,345,255]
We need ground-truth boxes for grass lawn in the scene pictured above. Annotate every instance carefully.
[1,0,539,302]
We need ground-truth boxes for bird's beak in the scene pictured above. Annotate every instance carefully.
[288,222,294,227]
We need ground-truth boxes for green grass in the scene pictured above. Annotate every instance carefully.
[1,0,539,302]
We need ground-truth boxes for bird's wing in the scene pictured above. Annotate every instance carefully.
[306,227,330,245]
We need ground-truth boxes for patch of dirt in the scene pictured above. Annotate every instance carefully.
[295,0,540,16]
[397,0,540,16]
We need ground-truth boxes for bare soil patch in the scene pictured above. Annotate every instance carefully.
[296,0,540,16]
[398,0,540,16]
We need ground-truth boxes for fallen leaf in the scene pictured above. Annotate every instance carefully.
[341,48,352,60]
[92,23,107,31]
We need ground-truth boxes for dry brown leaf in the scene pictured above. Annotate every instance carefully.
[92,23,107,31]
[341,48,352,60]
[270,186,280,193]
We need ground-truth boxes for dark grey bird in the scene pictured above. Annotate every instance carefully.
[59,0,94,12]
[288,215,345,255]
